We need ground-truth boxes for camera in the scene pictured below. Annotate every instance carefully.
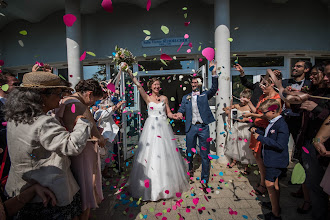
[231,109,238,120]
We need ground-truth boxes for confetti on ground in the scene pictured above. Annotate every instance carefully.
[63,14,76,27]
[219,172,224,176]
[176,192,181,197]
[101,0,113,13]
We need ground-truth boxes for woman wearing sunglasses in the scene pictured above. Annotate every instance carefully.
[242,74,282,196]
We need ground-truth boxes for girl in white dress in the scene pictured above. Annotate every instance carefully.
[123,63,189,201]
[223,89,256,174]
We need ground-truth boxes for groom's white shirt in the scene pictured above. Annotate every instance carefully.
[191,93,203,124]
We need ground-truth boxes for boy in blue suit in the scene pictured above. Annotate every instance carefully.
[176,60,218,190]
[251,99,289,220]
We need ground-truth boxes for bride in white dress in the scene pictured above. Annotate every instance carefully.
[123,63,189,201]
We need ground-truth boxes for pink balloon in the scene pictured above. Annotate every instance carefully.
[160,53,172,61]
[146,0,151,11]
[202,47,215,61]
[101,0,113,13]
[63,14,76,27]
[107,83,116,92]
[80,51,86,61]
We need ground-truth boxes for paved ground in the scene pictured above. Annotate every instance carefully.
[91,157,314,220]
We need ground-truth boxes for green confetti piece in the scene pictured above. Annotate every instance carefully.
[184,13,187,18]
[143,30,151,35]
[162,209,167,213]
[170,97,175,101]
[149,208,154,212]
[160,59,168,66]
[182,7,187,10]
[198,45,202,51]
[1,84,9,92]
[228,38,233,42]
[59,74,66,80]
[253,170,259,175]
[161,25,169,34]
[143,54,147,57]
[86,51,96,56]
[19,30,27,35]
[291,163,306,184]
[139,214,144,219]
[133,72,138,76]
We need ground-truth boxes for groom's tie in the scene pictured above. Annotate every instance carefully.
[192,91,200,96]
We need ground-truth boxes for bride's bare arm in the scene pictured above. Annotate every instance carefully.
[313,115,330,157]
[124,64,150,104]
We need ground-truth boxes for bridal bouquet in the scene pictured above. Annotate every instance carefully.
[113,46,136,71]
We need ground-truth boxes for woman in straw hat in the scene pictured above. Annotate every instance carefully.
[3,71,92,219]
[55,79,105,220]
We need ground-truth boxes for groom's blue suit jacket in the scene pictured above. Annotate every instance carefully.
[178,77,218,133]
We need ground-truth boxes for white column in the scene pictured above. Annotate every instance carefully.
[215,0,230,164]
[65,0,83,87]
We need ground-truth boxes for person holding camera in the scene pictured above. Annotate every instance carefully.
[223,89,255,174]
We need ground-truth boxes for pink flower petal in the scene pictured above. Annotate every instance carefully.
[160,53,173,61]
[106,83,116,93]
[302,146,309,154]
[202,47,215,61]
[146,0,151,11]
[63,14,76,27]
[101,0,113,13]
[192,198,199,205]
[144,179,150,188]
[80,51,86,61]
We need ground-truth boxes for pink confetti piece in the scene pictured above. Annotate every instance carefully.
[167,208,171,212]
[302,146,309,154]
[219,179,224,183]
[244,139,248,143]
[63,14,76,27]
[150,107,154,110]
[157,135,161,138]
[163,202,166,205]
[187,171,190,176]
[71,104,75,113]
[176,192,182,198]
[107,83,116,92]
[191,148,196,153]
[105,158,110,163]
[268,104,278,111]
[162,217,167,220]
[188,42,193,47]
[249,119,253,122]
[184,34,189,39]
[122,110,128,113]
[187,49,191,53]
[206,188,211,193]
[198,58,203,62]
[204,195,209,202]
[144,179,150,188]
[199,128,203,131]
[228,207,238,215]
[186,208,191,213]
[35,61,44,67]
[69,75,73,78]
[176,148,178,152]
[155,212,162,217]
[160,53,173,61]
[206,137,213,142]
[101,0,113,13]
[202,47,215,61]
[80,51,86,61]
[0,60,4,66]
[172,205,177,210]
[193,198,199,205]
[146,0,151,11]
[165,190,169,194]
[177,42,184,52]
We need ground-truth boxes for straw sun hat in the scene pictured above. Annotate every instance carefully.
[20,71,71,89]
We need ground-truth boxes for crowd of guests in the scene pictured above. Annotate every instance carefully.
[223,60,330,220]
[0,65,124,219]
[0,60,329,220]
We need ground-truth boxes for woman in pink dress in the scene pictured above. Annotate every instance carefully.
[56,79,105,220]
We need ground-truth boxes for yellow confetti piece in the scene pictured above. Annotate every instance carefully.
[143,30,151,35]
[86,51,96,56]
[160,59,168,66]
[198,45,202,51]
[149,208,154,212]
[139,214,144,219]
[228,38,233,42]
[133,72,138,76]
[143,54,147,57]
[182,7,187,10]
[162,209,167,213]
[170,97,175,101]
[19,30,27,35]
[161,25,169,34]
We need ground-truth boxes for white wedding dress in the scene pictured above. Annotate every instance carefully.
[127,101,189,201]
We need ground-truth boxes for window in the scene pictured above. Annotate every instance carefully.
[83,65,106,81]
[231,57,284,67]
[138,59,195,71]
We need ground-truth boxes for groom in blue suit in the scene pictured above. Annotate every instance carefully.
[176,61,218,185]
